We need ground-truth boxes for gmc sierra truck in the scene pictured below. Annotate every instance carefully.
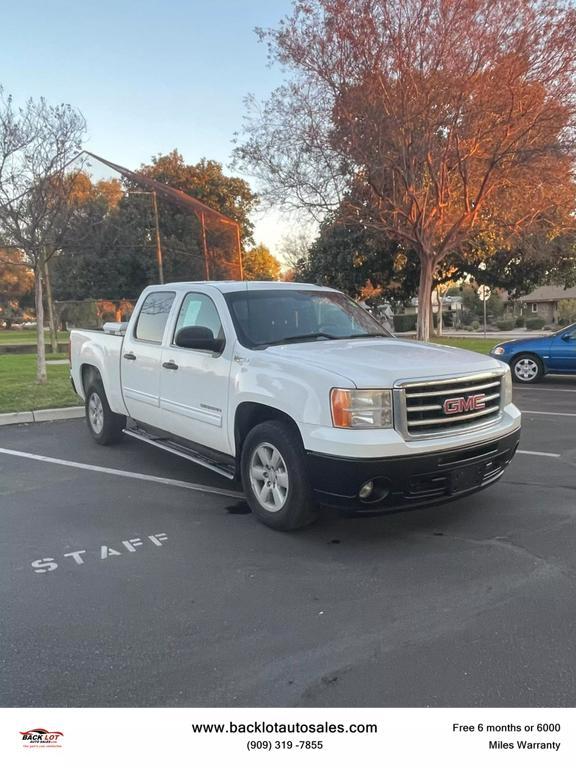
[70,281,521,530]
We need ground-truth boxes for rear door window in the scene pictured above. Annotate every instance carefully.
[134,292,176,343]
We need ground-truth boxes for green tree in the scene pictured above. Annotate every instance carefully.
[0,250,34,328]
[453,232,576,297]
[137,152,257,281]
[51,176,148,301]
[52,192,149,301]
[243,244,281,280]
[52,153,259,299]
[457,284,505,323]
[296,214,419,306]
[139,151,257,245]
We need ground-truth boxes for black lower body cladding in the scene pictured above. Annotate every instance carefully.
[306,428,521,513]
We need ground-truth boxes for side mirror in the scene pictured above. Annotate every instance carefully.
[175,326,225,353]
[561,333,573,342]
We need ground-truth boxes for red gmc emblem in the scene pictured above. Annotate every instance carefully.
[443,393,486,415]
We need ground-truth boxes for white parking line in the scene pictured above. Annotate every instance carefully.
[0,447,245,500]
[517,449,561,458]
[514,387,576,393]
[522,410,576,418]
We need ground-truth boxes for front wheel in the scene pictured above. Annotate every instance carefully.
[85,380,126,445]
[511,354,543,384]
[241,420,318,531]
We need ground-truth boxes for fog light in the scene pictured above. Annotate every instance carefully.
[359,480,374,499]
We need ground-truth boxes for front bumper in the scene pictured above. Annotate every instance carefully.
[306,427,521,513]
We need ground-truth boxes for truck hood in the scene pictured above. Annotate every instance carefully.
[267,338,506,387]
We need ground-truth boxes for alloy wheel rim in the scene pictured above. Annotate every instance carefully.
[514,358,538,382]
[88,392,104,434]
[249,442,289,512]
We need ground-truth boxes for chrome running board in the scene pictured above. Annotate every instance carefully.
[123,428,235,480]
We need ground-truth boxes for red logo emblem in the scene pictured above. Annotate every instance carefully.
[443,394,486,415]
[20,728,63,748]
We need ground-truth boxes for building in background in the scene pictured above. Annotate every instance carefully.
[516,286,576,325]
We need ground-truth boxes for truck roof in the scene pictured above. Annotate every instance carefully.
[147,281,339,294]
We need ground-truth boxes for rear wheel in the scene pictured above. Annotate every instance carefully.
[511,354,543,384]
[241,420,318,531]
[85,380,126,445]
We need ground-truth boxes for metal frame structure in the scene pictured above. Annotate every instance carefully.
[84,152,243,281]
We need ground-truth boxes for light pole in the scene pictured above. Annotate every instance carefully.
[127,190,164,284]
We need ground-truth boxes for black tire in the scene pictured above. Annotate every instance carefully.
[240,420,318,531]
[510,353,544,384]
[84,379,126,445]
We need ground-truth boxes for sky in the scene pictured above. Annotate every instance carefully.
[0,0,298,252]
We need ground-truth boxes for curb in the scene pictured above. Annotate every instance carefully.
[0,406,84,427]
[395,331,547,339]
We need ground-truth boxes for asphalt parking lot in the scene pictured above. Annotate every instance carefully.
[1,377,575,708]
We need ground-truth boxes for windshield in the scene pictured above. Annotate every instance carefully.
[224,289,391,349]
[557,322,576,337]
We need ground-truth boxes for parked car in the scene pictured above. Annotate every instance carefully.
[70,281,521,531]
[490,323,576,383]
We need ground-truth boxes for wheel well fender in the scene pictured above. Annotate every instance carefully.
[80,364,103,396]
[234,403,302,460]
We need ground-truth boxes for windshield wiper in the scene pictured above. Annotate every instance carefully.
[265,332,338,347]
[345,333,389,339]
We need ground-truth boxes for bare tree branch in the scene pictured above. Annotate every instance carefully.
[0,85,86,380]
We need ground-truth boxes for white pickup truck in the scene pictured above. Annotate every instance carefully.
[70,281,521,530]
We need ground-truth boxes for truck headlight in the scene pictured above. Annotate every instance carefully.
[501,369,513,407]
[331,389,393,429]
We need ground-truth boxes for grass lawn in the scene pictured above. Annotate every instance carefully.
[0,337,500,415]
[430,337,503,355]
[0,353,81,414]
[0,329,69,345]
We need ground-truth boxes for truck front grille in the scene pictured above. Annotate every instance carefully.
[399,373,503,438]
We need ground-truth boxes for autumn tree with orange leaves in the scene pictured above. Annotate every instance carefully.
[236,0,576,339]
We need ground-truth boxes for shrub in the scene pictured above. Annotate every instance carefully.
[558,298,576,325]
[525,316,546,330]
[514,316,525,327]
[471,320,480,331]
[55,299,99,329]
[460,309,477,325]
[496,319,515,331]
[393,314,417,332]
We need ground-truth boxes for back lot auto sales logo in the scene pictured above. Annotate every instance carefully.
[20,728,63,748]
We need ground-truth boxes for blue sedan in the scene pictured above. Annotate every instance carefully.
[490,323,576,383]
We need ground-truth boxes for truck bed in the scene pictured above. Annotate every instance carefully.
[70,329,127,415]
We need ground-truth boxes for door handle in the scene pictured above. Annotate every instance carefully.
[162,361,179,370]
[123,352,136,361]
